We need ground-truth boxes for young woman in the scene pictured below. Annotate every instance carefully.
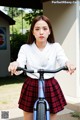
[8,15,76,120]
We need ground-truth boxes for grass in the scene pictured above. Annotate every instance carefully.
[71,112,80,120]
[0,75,25,110]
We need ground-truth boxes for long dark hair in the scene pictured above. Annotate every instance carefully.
[27,15,55,44]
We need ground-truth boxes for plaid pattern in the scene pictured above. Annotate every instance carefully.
[18,77,67,113]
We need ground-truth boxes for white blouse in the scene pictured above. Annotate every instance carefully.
[17,42,69,79]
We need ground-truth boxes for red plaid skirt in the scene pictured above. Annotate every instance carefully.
[18,77,67,114]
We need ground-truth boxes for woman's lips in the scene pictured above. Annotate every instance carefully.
[39,36,44,38]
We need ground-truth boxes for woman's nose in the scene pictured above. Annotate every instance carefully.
[40,29,43,34]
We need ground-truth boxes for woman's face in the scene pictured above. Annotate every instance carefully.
[33,19,50,43]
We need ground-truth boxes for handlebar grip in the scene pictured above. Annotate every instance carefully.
[16,67,23,71]
[63,66,68,70]
[16,67,34,73]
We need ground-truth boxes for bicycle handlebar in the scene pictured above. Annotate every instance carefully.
[16,66,68,74]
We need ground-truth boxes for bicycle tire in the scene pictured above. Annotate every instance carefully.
[37,102,46,120]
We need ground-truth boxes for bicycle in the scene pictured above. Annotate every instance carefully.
[17,66,68,120]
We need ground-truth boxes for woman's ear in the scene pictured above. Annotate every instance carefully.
[49,31,50,36]
[49,29,51,35]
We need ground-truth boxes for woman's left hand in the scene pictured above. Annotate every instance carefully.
[65,62,76,75]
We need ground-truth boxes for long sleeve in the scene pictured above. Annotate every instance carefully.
[16,45,27,68]
[56,43,69,67]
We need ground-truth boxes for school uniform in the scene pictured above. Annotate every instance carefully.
[17,42,68,113]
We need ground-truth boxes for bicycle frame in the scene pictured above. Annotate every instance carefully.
[33,71,50,120]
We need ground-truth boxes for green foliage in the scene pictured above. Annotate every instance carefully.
[4,7,23,18]
[10,32,29,61]
[10,13,29,34]
[71,112,80,119]
[24,9,43,25]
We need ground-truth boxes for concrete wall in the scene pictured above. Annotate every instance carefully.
[0,17,10,77]
[43,1,80,102]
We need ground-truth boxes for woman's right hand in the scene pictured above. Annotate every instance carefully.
[8,61,20,75]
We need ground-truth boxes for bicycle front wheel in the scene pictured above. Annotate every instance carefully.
[37,102,46,120]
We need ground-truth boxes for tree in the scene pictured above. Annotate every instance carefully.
[10,32,29,61]
[24,9,43,25]
[4,7,22,18]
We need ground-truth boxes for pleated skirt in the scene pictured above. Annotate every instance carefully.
[18,76,67,114]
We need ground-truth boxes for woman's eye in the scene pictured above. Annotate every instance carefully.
[34,27,48,31]
[43,28,47,30]
[35,29,39,30]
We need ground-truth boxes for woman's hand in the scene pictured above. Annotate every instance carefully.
[8,61,20,75]
[65,61,76,75]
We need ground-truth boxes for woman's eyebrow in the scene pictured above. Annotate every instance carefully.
[35,26,48,28]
